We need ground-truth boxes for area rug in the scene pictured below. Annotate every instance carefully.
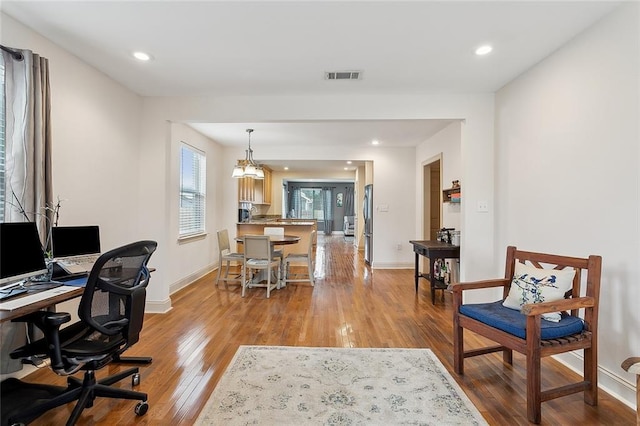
[194,346,487,425]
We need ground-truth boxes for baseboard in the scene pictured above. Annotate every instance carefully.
[169,263,215,295]
[554,352,637,410]
[145,298,172,314]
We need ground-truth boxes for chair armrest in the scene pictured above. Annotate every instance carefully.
[12,311,71,371]
[521,296,595,316]
[449,278,510,293]
[621,357,640,374]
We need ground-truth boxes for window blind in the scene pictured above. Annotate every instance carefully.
[179,143,206,236]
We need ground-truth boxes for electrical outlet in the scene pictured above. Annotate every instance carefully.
[396,243,402,251]
[477,200,489,212]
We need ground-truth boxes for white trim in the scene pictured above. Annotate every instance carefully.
[553,352,637,410]
[169,263,215,295]
[144,298,172,314]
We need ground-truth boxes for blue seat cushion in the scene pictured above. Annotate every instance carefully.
[459,300,584,340]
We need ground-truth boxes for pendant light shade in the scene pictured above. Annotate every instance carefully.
[232,128,264,179]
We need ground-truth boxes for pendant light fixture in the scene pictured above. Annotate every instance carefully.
[232,128,264,179]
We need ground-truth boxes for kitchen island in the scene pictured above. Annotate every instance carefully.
[236,220,317,257]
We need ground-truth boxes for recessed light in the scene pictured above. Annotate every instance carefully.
[475,45,493,56]
[372,140,380,145]
[346,161,352,165]
[344,167,349,170]
[284,166,289,171]
[133,51,152,61]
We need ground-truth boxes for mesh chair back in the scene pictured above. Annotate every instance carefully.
[78,240,157,348]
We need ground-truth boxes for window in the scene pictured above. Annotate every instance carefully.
[179,143,206,237]
[298,188,324,220]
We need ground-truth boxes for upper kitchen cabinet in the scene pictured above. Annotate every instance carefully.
[238,166,272,205]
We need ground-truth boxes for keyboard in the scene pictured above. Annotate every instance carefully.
[0,286,78,311]
[0,287,28,301]
[56,254,100,274]
[59,254,100,265]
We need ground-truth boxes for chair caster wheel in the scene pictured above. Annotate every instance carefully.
[132,372,141,386]
[135,401,149,416]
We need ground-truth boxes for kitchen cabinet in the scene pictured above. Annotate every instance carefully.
[237,166,272,205]
[238,176,255,202]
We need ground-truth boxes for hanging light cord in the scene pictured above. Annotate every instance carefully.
[246,129,256,165]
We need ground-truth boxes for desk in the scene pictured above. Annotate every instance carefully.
[409,240,460,304]
[0,285,83,324]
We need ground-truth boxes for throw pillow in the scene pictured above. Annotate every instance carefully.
[503,262,576,322]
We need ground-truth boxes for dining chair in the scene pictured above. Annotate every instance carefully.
[242,235,281,298]
[263,227,285,259]
[215,229,244,288]
[284,230,315,286]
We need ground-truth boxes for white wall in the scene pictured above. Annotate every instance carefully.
[416,121,462,234]
[167,123,225,294]
[495,3,639,408]
[1,14,145,252]
[138,95,495,287]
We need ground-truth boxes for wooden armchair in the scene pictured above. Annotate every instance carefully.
[451,246,602,424]
[621,357,640,425]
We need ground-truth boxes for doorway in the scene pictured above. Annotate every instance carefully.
[423,158,441,241]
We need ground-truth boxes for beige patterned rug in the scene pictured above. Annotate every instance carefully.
[195,346,487,425]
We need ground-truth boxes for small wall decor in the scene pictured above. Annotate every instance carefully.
[336,192,343,207]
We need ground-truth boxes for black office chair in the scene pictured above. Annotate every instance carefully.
[4,240,157,426]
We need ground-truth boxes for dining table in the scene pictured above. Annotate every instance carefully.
[235,234,301,246]
[235,235,301,286]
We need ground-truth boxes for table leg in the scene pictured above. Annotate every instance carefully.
[430,257,436,305]
[414,252,419,292]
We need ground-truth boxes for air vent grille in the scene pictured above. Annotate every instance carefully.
[325,71,362,80]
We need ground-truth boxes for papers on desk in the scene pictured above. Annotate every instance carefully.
[0,286,78,311]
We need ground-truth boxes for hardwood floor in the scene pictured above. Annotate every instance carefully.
[22,235,635,425]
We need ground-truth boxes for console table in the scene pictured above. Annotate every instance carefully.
[409,240,460,304]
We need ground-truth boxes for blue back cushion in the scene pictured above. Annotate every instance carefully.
[459,300,584,340]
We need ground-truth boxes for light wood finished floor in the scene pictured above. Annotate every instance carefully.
[19,235,635,425]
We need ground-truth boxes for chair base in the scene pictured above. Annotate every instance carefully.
[215,259,243,288]
[3,367,147,426]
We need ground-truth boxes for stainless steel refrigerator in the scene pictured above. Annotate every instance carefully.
[363,184,373,265]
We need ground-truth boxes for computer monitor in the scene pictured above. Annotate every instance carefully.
[51,226,101,258]
[0,222,48,286]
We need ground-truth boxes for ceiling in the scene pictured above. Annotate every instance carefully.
[1,1,620,160]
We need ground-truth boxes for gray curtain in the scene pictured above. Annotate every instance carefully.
[322,187,333,235]
[0,45,53,374]
[344,186,354,216]
[2,46,53,241]
[290,187,301,218]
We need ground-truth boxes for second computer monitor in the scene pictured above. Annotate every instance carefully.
[51,226,101,258]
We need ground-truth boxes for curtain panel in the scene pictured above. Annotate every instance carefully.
[344,186,354,216]
[0,46,53,374]
[1,47,53,244]
[322,187,334,235]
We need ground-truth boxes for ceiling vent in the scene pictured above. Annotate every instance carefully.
[325,71,362,81]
